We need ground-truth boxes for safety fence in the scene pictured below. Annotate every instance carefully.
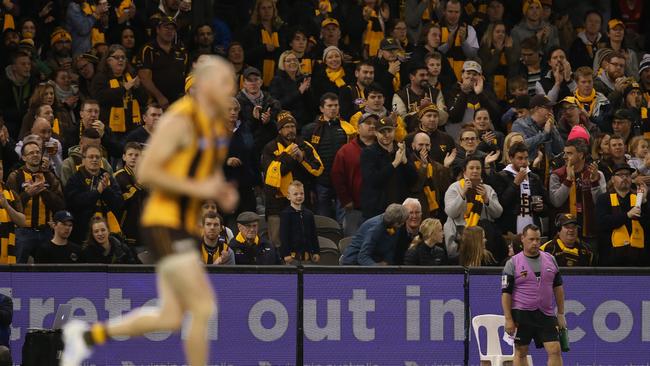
[1,265,649,365]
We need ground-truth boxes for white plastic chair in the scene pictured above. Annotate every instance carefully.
[472,314,533,366]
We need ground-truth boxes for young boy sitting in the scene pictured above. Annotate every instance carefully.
[279,180,320,264]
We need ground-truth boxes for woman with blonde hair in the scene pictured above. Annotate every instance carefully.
[499,131,524,166]
[240,0,285,86]
[458,226,495,267]
[404,218,448,265]
[478,21,516,101]
[269,50,312,126]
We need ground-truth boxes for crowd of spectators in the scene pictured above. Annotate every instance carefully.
[0,0,650,267]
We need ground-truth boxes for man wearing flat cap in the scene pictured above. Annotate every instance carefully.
[596,163,650,266]
[540,213,595,266]
[261,110,323,247]
[229,211,281,265]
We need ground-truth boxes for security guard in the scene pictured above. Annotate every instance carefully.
[541,214,595,266]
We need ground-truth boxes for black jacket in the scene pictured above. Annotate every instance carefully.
[114,166,147,246]
[595,191,650,266]
[261,136,323,216]
[405,128,456,165]
[404,242,449,265]
[446,83,501,125]
[229,235,281,265]
[369,56,405,110]
[81,235,138,264]
[301,118,349,187]
[491,169,547,235]
[279,205,319,258]
[0,72,38,139]
[225,120,261,190]
[310,62,354,102]
[64,168,123,244]
[236,90,281,159]
[269,70,313,128]
[360,143,417,219]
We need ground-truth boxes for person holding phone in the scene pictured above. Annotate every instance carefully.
[493,141,546,236]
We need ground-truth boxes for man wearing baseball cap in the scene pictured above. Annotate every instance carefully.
[261,110,323,247]
[446,59,500,140]
[610,109,636,145]
[556,96,600,142]
[136,15,188,108]
[331,113,378,235]
[235,66,281,160]
[370,38,404,110]
[33,211,81,264]
[512,94,564,160]
[360,116,417,220]
[540,214,595,266]
[596,163,650,266]
[593,18,640,78]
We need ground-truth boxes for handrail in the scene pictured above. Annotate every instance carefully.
[2,264,650,275]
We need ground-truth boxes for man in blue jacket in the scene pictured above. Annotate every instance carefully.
[340,204,409,265]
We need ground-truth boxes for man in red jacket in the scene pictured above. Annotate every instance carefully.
[331,113,377,236]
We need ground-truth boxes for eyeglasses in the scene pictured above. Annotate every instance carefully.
[461,137,478,142]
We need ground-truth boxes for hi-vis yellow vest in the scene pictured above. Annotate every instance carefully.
[108,73,141,133]
[610,193,644,248]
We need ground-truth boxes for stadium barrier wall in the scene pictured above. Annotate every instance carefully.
[1,265,649,365]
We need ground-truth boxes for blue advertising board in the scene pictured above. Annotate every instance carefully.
[303,273,466,365]
[1,271,297,365]
[1,269,648,365]
[470,273,650,365]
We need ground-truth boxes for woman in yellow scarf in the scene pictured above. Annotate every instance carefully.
[240,0,285,87]
[90,44,145,138]
[311,45,351,101]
